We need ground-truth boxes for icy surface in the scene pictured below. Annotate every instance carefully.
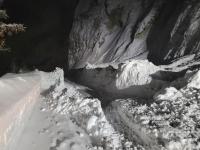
[116,60,161,89]
[187,70,200,89]
[42,67,200,149]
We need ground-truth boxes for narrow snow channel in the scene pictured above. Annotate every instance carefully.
[15,98,91,150]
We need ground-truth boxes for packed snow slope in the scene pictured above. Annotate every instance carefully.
[0,72,40,150]
[69,0,200,68]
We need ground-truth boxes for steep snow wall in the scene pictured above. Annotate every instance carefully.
[69,0,200,68]
[0,73,40,150]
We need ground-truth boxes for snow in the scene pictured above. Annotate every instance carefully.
[1,59,200,150]
[116,60,161,89]
[187,70,200,89]
[0,72,40,150]
[153,87,182,101]
[15,97,91,150]
[1,68,124,149]
[106,69,200,149]
[87,116,98,131]
[43,80,123,149]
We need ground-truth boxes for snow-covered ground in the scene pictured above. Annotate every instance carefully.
[1,59,200,150]
[0,72,40,150]
[15,96,91,150]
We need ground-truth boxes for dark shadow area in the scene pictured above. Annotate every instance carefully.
[0,0,78,76]
[147,0,188,65]
[0,51,12,76]
[68,67,186,107]
[150,70,186,82]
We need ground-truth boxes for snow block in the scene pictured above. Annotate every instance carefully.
[0,72,41,150]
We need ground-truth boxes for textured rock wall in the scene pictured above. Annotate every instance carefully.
[148,0,200,65]
[69,0,200,68]
[69,0,159,68]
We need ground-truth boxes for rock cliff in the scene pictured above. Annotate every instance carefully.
[69,0,200,68]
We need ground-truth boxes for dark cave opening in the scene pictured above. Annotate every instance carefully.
[0,0,78,76]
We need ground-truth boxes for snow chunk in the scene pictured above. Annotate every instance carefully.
[87,116,98,131]
[43,77,123,149]
[39,68,64,91]
[154,87,182,101]
[116,60,161,89]
[187,70,200,89]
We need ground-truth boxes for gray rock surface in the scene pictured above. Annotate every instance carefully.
[69,0,158,68]
[69,0,200,68]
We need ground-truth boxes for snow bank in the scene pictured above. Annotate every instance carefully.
[39,68,124,149]
[106,69,200,149]
[0,72,41,150]
[35,67,200,149]
[39,68,64,91]
[44,82,123,149]
[187,70,200,89]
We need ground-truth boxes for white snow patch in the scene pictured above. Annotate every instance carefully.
[154,87,183,101]
[87,116,98,131]
[39,67,64,91]
[116,60,161,89]
[187,70,200,89]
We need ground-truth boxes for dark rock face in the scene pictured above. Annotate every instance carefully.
[0,52,12,76]
[1,0,200,75]
[1,0,78,74]
[69,0,158,69]
[69,0,200,68]
[147,0,200,65]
